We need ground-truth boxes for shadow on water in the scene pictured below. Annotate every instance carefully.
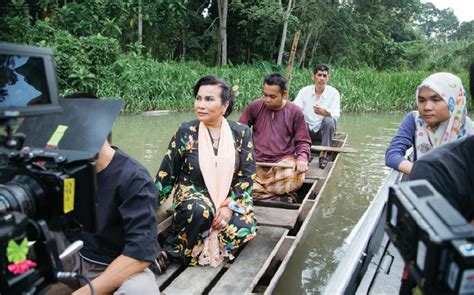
[111,111,405,294]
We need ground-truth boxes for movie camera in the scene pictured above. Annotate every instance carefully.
[0,42,122,294]
[386,180,474,294]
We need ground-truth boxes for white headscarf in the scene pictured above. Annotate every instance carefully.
[414,72,472,157]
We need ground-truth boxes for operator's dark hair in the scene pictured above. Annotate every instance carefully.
[63,92,112,143]
[263,73,287,93]
[313,64,330,74]
[193,75,234,117]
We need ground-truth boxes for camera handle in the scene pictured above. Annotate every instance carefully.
[58,240,83,261]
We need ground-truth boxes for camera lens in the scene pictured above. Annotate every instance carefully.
[0,174,44,218]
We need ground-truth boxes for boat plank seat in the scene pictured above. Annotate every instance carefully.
[253,206,299,229]
[305,162,333,179]
[254,199,300,209]
[156,264,181,288]
[161,227,287,294]
[208,226,288,294]
[162,262,226,294]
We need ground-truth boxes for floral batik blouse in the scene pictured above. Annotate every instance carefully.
[156,119,256,216]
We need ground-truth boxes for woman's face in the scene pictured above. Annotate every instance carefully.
[194,84,228,127]
[417,86,450,126]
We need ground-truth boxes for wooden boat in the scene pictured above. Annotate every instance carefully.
[155,132,349,294]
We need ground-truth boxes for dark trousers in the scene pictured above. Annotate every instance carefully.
[308,117,336,146]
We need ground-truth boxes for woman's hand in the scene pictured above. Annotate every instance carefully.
[212,206,233,230]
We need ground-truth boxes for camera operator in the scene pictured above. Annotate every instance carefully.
[409,136,474,222]
[46,92,160,294]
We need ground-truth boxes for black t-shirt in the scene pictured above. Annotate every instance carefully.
[68,148,159,264]
[410,136,474,221]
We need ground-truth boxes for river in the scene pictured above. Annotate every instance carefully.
[111,111,405,294]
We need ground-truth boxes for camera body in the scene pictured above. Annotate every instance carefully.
[0,148,97,231]
[0,42,123,294]
[386,180,474,294]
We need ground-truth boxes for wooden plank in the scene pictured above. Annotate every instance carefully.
[209,226,288,294]
[298,199,315,222]
[305,162,331,179]
[265,136,346,294]
[156,264,182,289]
[162,261,225,294]
[254,199,300,209]
[256,161,293,169]
[311,145,358,153]
[158,216,173,235]
[254,206,299,229]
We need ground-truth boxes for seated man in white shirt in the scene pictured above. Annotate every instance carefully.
[294,64,341,169]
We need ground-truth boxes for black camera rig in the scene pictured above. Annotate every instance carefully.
[386,180,474,294]
[0,42,123,294]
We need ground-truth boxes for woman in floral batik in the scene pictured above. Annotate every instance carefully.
[155,75,257,269]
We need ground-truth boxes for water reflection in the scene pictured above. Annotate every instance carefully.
[111,111,405,294]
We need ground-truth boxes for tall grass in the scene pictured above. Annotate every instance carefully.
[93,55,470,113]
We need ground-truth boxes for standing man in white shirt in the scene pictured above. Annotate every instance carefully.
[294,64,341,169]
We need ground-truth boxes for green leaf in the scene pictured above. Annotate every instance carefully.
[237,228,250,237]
[162,185,173,195]
[7,238,29,263]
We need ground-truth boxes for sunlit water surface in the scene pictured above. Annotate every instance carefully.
[112,111,405,294]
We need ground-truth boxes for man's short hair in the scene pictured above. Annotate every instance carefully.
[313,64,330,74]
[263,73,287,93]
[63,92,112,143]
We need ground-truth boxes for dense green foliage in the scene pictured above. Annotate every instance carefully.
[0,0,472,112]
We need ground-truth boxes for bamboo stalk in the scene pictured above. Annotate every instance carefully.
[286,30,300,93]
[256,161,294,169]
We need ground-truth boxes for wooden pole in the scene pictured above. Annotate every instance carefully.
[256,162,294,169]
[286,30,300,94]
[310,145,358,153]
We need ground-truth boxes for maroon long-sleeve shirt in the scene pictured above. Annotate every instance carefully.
[239,99,311,163]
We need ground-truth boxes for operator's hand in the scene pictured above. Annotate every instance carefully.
[212,207,233,231]
[313,105,330,117]
[294,160,308,173]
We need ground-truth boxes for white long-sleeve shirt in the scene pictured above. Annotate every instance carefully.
[294,85,341,132]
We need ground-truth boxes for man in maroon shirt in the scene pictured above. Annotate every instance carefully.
[239,73,311,201]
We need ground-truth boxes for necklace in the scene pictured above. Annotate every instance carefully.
[211,136,220,149]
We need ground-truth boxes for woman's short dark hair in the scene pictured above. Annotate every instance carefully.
[263,73,287,93]
[313,64,330,74]
[193,75,234,117]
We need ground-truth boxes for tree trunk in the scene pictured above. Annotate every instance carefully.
[297,28,313,68]
[217,0,228,66]
[308,38,319,66]
[181,31,186,61]
[138,0,143,45]
[277,0,293,65]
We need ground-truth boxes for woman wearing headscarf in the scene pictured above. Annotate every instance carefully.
[155,75,257,270]
[385,72,472,175]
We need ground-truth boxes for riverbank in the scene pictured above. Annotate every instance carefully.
[96,58,468,113]
[93,58,469,113]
